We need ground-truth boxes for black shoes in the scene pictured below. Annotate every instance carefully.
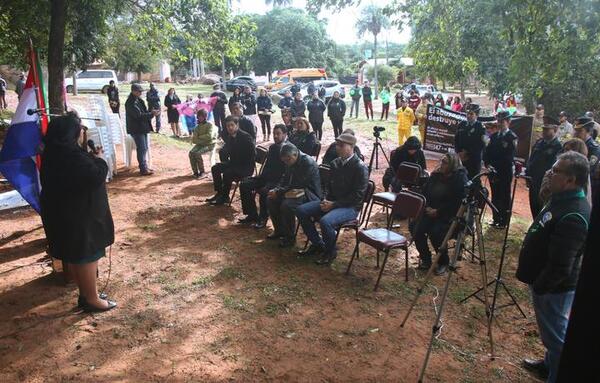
[252,219,267,229]
[77,292,108,307]
[79,294,117,313]
[417,261,432,271]
[315,253,336,265]
[266,232,282,240]
[209,195,230,205]
[522,358,549,380]
[278,237,295,248]
[489,221,506,229]
[206,194,219,202]
[434,264,449,276]
[297,244,324,258]
[238,216,257,224]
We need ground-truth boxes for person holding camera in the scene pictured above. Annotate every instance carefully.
[483,111,518,228]
[296,133,369,265]
[410,153,468,275]
[257,88,273,141]
[40,113,116,312]
[125,83,160,176]
[307,92,326,140]
[267,143,322,248]
[382,136,426,192]
[106,80,120,115]
[455,105,487,179]
[327,91,346,138]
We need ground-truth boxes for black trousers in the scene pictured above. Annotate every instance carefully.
[267,196,307,239]
[528,185,542,219]
[310,119,323,140]
[258,114,271,138]
[331,118,343,138]
[410,216,450,266]
[240,177,276,220]
[463,157,482,180]
[213,108,226,136]
[490,171,513,225]
[380,102,389,120]
[211,162,249,196]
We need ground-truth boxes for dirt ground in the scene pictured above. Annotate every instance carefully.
[0,91,541,382]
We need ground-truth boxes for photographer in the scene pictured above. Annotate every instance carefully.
[382,136,426,192]
[125,83,159,176]
[106,80,120,115]
[40,113,116,313]
[410,153,468,275]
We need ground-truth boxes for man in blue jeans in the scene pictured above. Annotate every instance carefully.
[296,132,369,265]
[516,151,591,382]
[125,83,159,176]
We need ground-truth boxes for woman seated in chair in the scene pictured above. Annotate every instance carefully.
[382,135,427,192]
[289,117,318,156]
[410,152,467,276]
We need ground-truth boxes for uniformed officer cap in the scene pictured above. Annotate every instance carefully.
[496,111,511,122]
[543,116,560,125]
[574,116,594,131]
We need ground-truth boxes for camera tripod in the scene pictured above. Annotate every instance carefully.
[461,170,527,356]
[367,131,390,174]
[399,172,496,383]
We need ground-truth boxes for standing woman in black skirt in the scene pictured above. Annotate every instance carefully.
[40,113,117,312]
[164,87,182,137]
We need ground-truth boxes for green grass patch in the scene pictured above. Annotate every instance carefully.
[192,275,212,288]
[221,295,249,311]
[215,266,245,280]
[151,133,193,150]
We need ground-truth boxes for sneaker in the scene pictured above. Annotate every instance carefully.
[206,194,220,202]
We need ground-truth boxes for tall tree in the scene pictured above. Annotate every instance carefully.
[355,5,390,99]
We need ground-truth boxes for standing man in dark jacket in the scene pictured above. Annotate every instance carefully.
[241,85,258,125]
[307,92,326,140]
[239,124,288,228]
[455,105,487,179]
[517,151,590,383]
[290,92,306,119]
[362,81,373,120]
[573,116,600,200]
[267,143,322,248]
[146,83,161,133]
[349,80,361,118]
[210,84,228,135]
[296,133,369,265]
[278,90,293,117]
[526,124,562,218]
[483,111,518,228]
[107,80,120,115]
[207,115,256,205]
[327,91,346,138]
[125,83,159,176]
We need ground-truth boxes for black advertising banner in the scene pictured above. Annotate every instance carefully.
[423,105,533,163]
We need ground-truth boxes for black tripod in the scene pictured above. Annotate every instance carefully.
[399,172,495,382]
[367,130,389,174]
[461,167,527,357]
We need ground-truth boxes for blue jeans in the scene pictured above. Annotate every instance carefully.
[131,133,149,172]
[529,286,575,383]
[350,99,360,117]
[296,201,358,255]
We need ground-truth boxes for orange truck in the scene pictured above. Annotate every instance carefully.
[267,68,327,90]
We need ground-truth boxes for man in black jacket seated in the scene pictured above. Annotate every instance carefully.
[239,124,288,228]
[516,151,590,383]
[525,124,562,218]
[321,129,363,166]
[207,116,256,205]
[267,143,322,248]
[410,153,468,275]
[296,133,369,265]
[382,135,427,192]
[125,83,160,176]
[219,102,256,162]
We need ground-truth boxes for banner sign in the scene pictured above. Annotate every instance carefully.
[423,105,533,163]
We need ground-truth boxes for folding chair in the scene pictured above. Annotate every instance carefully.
[309,142,322,161]
[365,162,422,227]
[229,145,269,206]
[346,190,426,291]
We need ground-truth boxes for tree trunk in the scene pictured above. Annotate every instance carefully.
[48,0,66,115]
[221,53,226,90]
[385,35,388,65]
[373,33,378,100]
[460,81,465,100]
[137,71,142,82]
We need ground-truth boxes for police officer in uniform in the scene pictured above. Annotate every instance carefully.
[525,124,562,218]
[455,105,487,179]
[483,111,518,228]
[574,116,600,200]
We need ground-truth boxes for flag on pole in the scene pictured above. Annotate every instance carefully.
[0,45,47,213]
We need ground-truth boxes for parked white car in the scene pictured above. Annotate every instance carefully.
[64,69,118,94]
[274,80,346,103]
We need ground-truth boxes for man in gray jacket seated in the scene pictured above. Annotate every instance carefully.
[296,133,369,265]
[267,143,322,248]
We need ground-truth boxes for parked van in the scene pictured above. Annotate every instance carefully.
[267,68,327,90]
[64,69,118,93]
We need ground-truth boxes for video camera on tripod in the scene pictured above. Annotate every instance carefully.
[372,125,385,138]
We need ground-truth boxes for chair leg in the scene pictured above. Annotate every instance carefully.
[404,247,409,282]
[293,221,300,240]
[376,250,380,269]
[354,229,359,259]
[365,201,376,227]
[346,242,359,275]
[374,249,391,291]
[229,182,238,207]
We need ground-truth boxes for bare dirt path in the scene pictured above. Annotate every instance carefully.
[1,98,539,382]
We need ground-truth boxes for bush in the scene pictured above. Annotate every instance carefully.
[366,64,400,88]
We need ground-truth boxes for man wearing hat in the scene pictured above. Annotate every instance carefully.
[526,124,562,218]
[125,83,160,176]
[455,105,487,179]
[557,111,573,142]
[531,104,545,149]
[484,111,518,228]
[296,132,369,265]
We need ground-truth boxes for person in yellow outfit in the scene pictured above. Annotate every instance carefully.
[396,98,415,145]
[415,94,430,142]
